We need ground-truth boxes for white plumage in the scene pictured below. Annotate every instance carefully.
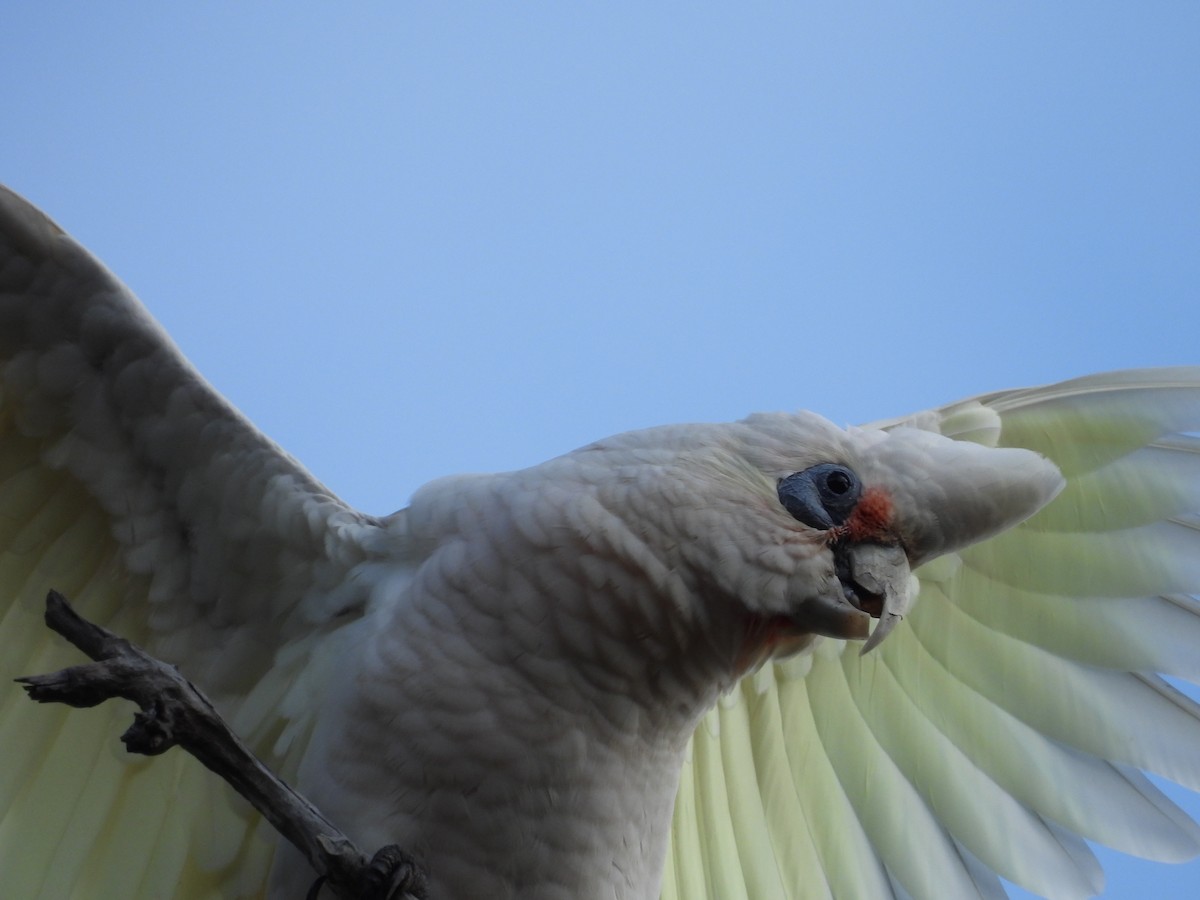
[2,184,1199,899]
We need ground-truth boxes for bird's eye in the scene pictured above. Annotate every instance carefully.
[777,463,862,530]
[824,469,853,496]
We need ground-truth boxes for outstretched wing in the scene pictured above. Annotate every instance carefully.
[664,369,1200,900]
[0,185,389,898]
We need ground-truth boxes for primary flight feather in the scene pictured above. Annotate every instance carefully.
[1,184,1198,899]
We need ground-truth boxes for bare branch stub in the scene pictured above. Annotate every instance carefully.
[16,590,428,900]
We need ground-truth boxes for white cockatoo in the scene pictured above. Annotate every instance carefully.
[1,183,1199,900]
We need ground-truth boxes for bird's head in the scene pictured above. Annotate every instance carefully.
[587,410,1064,667]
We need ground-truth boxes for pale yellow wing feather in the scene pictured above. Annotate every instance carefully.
[665,369,1200,900]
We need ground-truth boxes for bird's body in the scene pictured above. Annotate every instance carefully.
[2,184,1199,900]
[279,460,713,900]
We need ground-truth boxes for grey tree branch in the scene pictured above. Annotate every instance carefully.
[15,590,428,900]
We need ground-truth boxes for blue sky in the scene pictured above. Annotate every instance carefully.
[4,5,1199,898]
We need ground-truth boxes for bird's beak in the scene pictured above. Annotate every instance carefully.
[839,541,915,655]
[856,425,1064,569]
[779,537,913,652]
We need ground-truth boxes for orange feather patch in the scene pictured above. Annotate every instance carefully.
[842,486,894,543]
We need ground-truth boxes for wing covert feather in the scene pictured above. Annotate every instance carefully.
[0,185,394,897]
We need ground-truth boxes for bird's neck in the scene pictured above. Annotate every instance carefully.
[301,478,750,898]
